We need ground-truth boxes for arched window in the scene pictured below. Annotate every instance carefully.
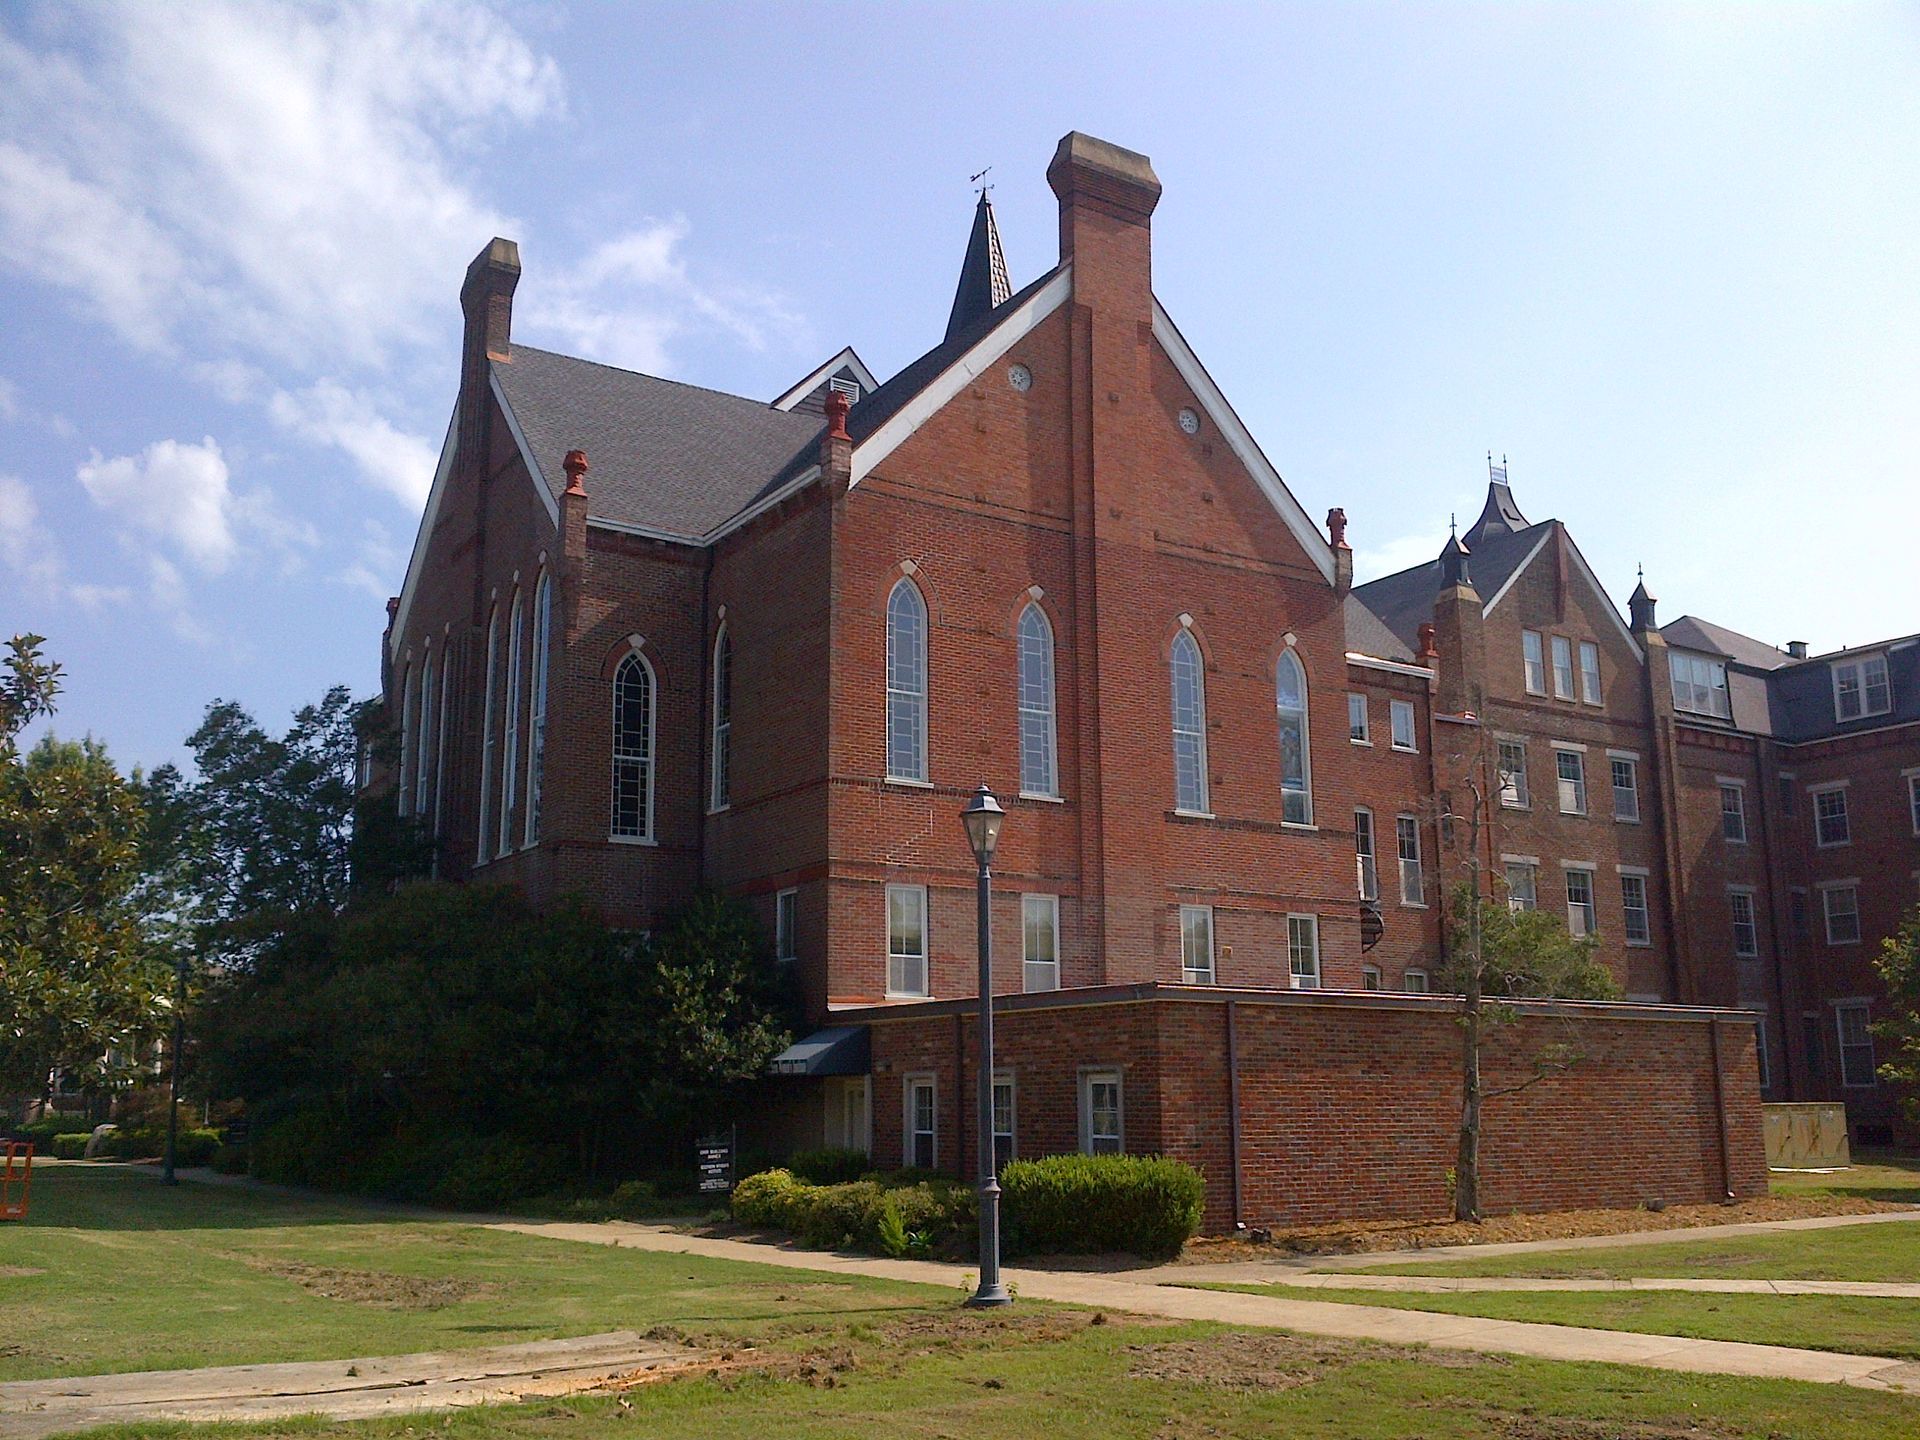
[397,661,414,817]
[415,645,434,821]
[497,589,523,857]
[1016,603,1058,797]
[524,571,552,846]
[433,649,451,837]
[1276,648,1312,825]
[885,578,928,782]
[1170,630,1209,814]
[476,605,498,863]
[710,624,732,810]
[611,651,655,840]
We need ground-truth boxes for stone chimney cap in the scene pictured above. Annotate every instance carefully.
[1787,640,1808,660]
[462,237,521,294]
[1047,131,1161,219]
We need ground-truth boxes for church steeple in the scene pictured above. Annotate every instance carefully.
[945,189,1011,340]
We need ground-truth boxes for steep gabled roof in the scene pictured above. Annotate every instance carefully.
[945,191,1011,340]
[1463,477,1529,548]
[1661,615,1789,671]
[1350,522,1553,653]
[493,345,823,540]
[1344,593,1416,663]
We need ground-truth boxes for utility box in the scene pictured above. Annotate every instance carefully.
[1764,1102,1851,1169]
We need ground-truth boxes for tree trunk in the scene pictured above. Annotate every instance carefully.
[1455,988,1482,1222]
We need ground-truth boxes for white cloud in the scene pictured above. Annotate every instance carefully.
[78,438,241,571]
[146,554,214,646]
[0,473,61,593]
[337,518,405,602]
[0,378,18,422]
[268,381,439,508]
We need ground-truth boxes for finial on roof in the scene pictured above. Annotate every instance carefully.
[1463,456,1529,548]
[562,449,588,496]
[1629,566,1657,632]
[944,186,1012,340]
[824,387,851,441]
[1326,507,1349,549]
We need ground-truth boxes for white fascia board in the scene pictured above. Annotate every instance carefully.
[1482,526,1643,660]
[1346,653,1435,681]
[850,267,1073,489]
[770,347,879,411]
[389,412,458,661]
[1152,300,1337,586]
[490,369,561,529]
[1477,530,1552,618]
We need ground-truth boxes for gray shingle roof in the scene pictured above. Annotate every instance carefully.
[1661,615,1789,671]
[1344,593,1415,662]
[493,345,823,539]
[1350,523,1553,653]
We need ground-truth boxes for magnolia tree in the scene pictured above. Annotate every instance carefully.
[1872,904,1920,1125]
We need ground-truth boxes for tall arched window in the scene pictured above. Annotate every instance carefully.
[476,605,498,863]
[1276,648,1312,825]
[433,649,451,837]
[710,623,732,810]
[1170,630,1209,814]
[497,589,523,857]
[611,651,655,840]
[415,645,434,820]
[524,571,552,846]
[1016,603,1057,797]
[397,661,415,817]
[885,578,928,782]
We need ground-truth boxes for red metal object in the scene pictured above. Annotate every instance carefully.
[0,1143,31,1221]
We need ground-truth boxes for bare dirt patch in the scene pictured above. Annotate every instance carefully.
[1180,1194,1911,1263]
[1490,1417,1741,1439]
[0,1268,43,1280]
[1126,1331,1502,1389]
[253,1259,496,1310]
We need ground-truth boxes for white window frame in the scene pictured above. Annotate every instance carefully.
[1179,904,1215,985]
[1671,650,1732,719]
[1389,698,1417,752]
[1555,745,1588,816]
[524,572,553,847]
[886,883,930,997]
[1729,886,1759,958]
[1813,784,1851,848]
[1361,964,1382,991]
[1170,629,1210,815]
[1354,808,1378,901]
[1275,648,1313,826]
[903,1074,938,1169]
[1821,882,1861,946]
[1396,813,1424,908]
[1347,692,1370,745]
[991,1071,1016,1170]
[1551,635,1575,700]
[1022,892,1060,992]
[476,606,498,864]
[1609,753,1639,823]
[1504,857,1538,913]
[1832,654,1891,722]
[1578,641,1601,706]
[1288,913,1321,989]
[1016,602,1059,798]
[1403,968,1430,994]
[609,649,657,843]
[885,577,929,783]
[498,590,523,856]
[1907,769,1920,837]
[1078,1067,1124,1155]
[1620,870,1651,946]
[775,887,798,962]
[710,622,732,812]
[1719,780,1748,845]
[1835,1002,1876,1089]
[1497,738,1530,809]
[1564,863,1597,938]
[1522,629,1546,695]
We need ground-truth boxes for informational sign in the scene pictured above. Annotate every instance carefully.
[696,1128,736,1195]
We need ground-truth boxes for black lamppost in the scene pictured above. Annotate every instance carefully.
[161,955,187,1186]
[960,784,1011,1307]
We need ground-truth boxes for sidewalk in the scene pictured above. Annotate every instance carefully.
[1232,1273,1920,1298]
[488,1219,1920,1395]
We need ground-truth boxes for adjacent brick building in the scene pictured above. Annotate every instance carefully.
[375,131,1906,1224]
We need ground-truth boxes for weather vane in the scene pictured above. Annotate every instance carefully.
[969,166,994,196]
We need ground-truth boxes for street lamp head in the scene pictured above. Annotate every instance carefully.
[960,783,1006,863]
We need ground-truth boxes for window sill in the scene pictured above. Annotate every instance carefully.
[1172,808,1216,820]
[1350,738,1372,748]
[1390,744,1419,755]
[1018,791,1065,804]
[1282,821,1318,832]
[1560,810,1589,819]
[884,775,935,790]
[1626,939,1653,949]
[1181,973,1216,986]
[1399,901,1429,911]
[1815,840,1853,850]
[1614,815,1641,825]
[1827,939,1863,948]
[706,803,731,817]
[884,990,933,1001]
[608,833,658,847]
[1500,802,1532,813]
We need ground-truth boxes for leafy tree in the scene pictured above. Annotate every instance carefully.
[1872,904,1920,1124]
[1,634,61,740]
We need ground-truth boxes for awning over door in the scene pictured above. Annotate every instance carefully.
[768,1026,870,1077]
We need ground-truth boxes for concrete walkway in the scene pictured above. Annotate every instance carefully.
[489,1220,1920,1395]
[0,1334,707,1440]
[1243,1272,1920,1298]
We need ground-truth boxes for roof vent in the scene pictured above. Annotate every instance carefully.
[1787,640,1808,660]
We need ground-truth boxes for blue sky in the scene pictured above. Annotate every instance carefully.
[3,2,1916,773]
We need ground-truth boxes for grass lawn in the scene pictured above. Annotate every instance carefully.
[12,1165,1920,1439]
[1771,1151,1920,1206]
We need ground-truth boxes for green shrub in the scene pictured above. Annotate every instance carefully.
[731,1167,972,1254]
[875,1196,910,1257]
[252,1111,353,1187]
[787,1147,870,1186]
[16,1114,95,1144]
[731,1167,803,1228]
[211,1143,250,1175]
[1000,1154,1205,1260]
[52,1133,89,1159]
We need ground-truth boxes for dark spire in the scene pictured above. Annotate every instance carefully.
[1462,452,1529,549]
[945,189,1011,340]
[1629,565,1658,632]
[1438,523,1474,590]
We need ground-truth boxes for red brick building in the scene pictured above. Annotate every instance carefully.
[377,131,1914,1224]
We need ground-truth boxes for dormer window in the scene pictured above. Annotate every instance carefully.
[1833,654,1890,722]
[1670,651,1731,719]
[828,375,862,405]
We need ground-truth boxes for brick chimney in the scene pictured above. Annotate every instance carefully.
[1431,533,1484,715]
[1327,508,1352,595]
[1048,131,1161,317]
[458,238,521,464]
[821,388,853,494]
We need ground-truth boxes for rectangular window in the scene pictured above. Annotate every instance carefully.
[1671,651,1732,719]
[1565,867,1596,938]
[1362,965,1382,991]
[775,888,798,962]
[1080,1069,1123,1155]
[1396,814,1423,906]
[1022,893,1060,993]
[904,1075,936,1169]
[1523,630,1546,694]
[1720,783,1748,844]
[1610,757,1639,822]
[1814,787,1851,847]
[1823,885,1861,945]
[886,884,929,997]
[1288,914,1321,988]
[1179,904,1215,984]
[1556,749,1587,815]
[1348,692,1369,743]
[992,1074,1015,1172]
[1505,861,1537,913]
[1621,873,1651,945]
[1755,1019,1772,1090]
[1909,774,1920,837]
[1498,739,1530,809]
[1790,889,1810,942]
[1729,889,1758,958]
[1833,655,1891,722]
[1403,968,1430,994]
[1389,699,1417,751]
[1579,641,1601,705]
[1551,635,1575,699]
[1837,1004,1876,1088]
[1354,809,1378,901]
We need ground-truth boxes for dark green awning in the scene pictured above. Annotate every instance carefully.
[769,1026,870,1077]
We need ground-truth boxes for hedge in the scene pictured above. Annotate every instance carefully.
[732,1168,973,1254]
[252,1116,567,1212]
[1000,1154,1204,1259]
[52,1133,90,1159]
[786,1147,871,1186]
[13,1115,96,1144]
